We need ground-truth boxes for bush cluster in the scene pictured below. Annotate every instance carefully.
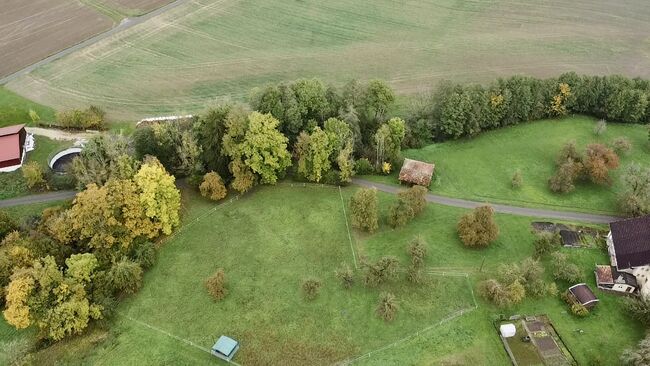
[55,106,105,130]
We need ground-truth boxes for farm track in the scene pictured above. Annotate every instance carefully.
[352,178,621,224]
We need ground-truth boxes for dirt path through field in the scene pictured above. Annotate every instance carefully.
[26,127,98,141]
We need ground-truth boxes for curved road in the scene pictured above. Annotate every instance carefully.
[0,181,621,224]
[0,0,191,85]
[352,178,621,224]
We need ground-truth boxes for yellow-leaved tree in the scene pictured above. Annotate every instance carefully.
[134,157,180,235]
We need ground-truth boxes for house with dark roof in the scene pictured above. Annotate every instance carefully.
[0,124,33,172]
[597,215,650,298]
[607,215,650,271]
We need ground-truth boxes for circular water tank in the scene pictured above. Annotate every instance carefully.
[49,147,83,173]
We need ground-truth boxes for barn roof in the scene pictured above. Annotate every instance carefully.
[568,283,599,307]
[398,158,434,186]
[0,124,25,137]
[0,124,25,163]
[610,215,650,269]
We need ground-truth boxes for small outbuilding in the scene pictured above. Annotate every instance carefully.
[398,158,435,187]
[568,283,599,308]
[499,323,516,338]
[211,335,240,362]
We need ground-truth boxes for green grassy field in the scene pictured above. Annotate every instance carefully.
[7,0,650,120]
[5,185,643,365]
[365,116,650,214]
[0,87,56,128]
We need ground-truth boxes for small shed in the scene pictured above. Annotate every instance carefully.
[500,323,516,338]
[568,283,599,308]
[398,158,434,187]
[211,335,240,362]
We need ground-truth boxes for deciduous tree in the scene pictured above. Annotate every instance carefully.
[457,206,499,247]
[350,188,379,233]
[199,171,227,201]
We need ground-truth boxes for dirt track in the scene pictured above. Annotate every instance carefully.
[0,0,113,78]
[100,0,174,14]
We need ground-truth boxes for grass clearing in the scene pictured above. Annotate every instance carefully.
[0,87,56,128]
[8,0,650,119]
[364,116,650,214]
[4,185,642,365]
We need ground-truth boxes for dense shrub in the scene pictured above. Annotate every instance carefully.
[551,252,582,283]
[533,231,561,258]
[362,256,400,287]
[206,268,228,301]
[55,106,105,130]
[301,278,322,300]
[612,137,632,155]
[376,292,398,322]
[0,211,18,241]
[354,158,374,175]
[108,258,143,295]
[22,162,46,190]
[623,297,650,326]
[199,171,227,201]
[457,206,499,248]
[478,278,525,308]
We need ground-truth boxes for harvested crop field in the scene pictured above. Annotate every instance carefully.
[0,0,113,78]
[7,0,650,120]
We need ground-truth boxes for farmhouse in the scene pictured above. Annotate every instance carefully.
[595,216,650,297]
[399,158,434,187]
[0,124,34,172]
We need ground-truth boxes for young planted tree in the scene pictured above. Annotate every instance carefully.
[350,188,379,233]
[388,186,427,228]
[301,278,322,300]
[612,137,632,156]
[533,231,561,258]
[335,264,355,289]
[511,169,523,189]
[407,236,428,267]
[593,119,607,136]
[457,206,499,248]
[376,292,398,322]
[551,252,582,283]
[199,171,227,201]
[205,268,228,301]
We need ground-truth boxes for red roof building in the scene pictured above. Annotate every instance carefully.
[0,124,27,172]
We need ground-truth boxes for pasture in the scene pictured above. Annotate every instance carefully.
[0,0,113,78]
[366,116,650,214]
[6,0,650,119]
[5,185,643,365]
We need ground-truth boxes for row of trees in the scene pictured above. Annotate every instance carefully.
[424,73,650,141]
[1,157,180,341]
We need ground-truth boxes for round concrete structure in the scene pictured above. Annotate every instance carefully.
[49,147,82,173]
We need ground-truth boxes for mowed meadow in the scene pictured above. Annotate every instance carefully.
[7,0,650,119]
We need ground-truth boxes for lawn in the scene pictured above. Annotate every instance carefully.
[0,87,55,128]
[0,136,72,200]
[365,116,650,214]
[5,184,643,365]
[7,0,650,119]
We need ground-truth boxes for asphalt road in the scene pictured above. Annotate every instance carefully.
[0,0,191,85]
[352,178,622,224]
[0,191,76,208]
